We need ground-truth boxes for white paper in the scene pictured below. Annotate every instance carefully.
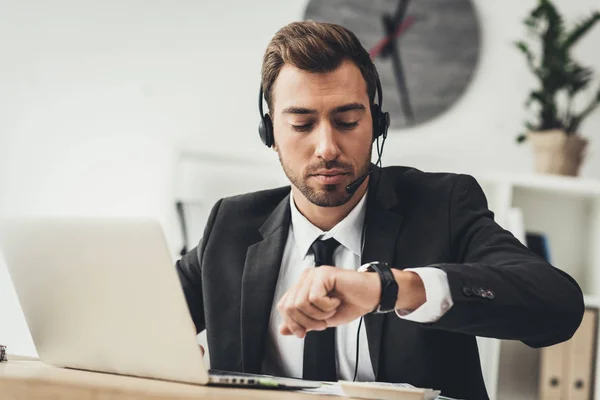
[298,381,461,399]
[299,382,346,397]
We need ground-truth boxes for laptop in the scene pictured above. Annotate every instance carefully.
[0,217,319,390]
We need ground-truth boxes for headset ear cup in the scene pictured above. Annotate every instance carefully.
[382,111,390,140]
[258,113,274,147]
[371,104,383,141]
[258,120,267,145]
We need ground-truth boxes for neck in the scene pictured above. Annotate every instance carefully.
[292,178,369,231]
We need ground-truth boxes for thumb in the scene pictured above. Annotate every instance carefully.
[310,294,341,313]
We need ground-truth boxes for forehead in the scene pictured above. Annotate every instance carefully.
[271,60,369,113]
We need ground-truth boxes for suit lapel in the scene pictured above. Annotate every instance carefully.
[362,168,404,378]
[240,193,291,373]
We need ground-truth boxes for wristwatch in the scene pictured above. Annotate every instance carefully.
[358,261,398,313]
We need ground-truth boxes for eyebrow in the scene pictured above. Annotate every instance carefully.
[281,102,366,115]
[331,103,366,114]
[281,106,316,115]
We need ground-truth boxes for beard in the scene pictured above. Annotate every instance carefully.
[277,149,372,208]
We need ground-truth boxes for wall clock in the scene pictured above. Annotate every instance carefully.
[304,0,481,128]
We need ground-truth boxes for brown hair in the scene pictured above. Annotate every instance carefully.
[261,20,378,112]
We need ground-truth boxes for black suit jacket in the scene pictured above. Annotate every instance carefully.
[177,166,584,400]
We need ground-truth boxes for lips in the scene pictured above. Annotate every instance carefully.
[310,169,349,185]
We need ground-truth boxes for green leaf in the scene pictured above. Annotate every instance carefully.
[524,17,538,30]
[525,121,537,131]
[567,86,600,133]
[563,12,600,49]
[515,40,537,72]
[515,40,531,54]
[528,90,549,107]
[565,63,593,95]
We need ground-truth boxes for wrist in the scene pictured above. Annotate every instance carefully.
[335,268,380,312]
[364,271,381,312]
[359,261,398,313]
[393,270,426,311]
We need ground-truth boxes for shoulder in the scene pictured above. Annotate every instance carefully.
[381,165,463,192]
[380,166,485,208]
[200,185,291,252]
[213,185,291,221]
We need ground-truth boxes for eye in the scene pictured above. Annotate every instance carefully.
[337,121,359,130]
[291,123,314,132]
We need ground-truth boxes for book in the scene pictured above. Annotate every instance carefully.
[525,232,551,263]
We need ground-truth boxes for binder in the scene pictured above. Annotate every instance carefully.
[539,308,598,400]
[539,339,570,399]
[564,308,598,400]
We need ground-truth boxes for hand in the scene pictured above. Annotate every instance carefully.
[277,266,381,338]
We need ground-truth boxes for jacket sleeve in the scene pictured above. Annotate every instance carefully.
[176,198,223,333]
[428,174,584,348]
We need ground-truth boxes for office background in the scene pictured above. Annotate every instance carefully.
[1,1,599,399]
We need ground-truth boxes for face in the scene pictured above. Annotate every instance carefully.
[270,60,373,207]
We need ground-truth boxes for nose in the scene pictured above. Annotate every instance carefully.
[313,122,341,162]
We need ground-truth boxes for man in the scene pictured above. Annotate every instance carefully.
[177,21,583,399]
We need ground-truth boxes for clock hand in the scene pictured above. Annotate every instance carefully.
[391,0,411,28]
[370,0,416,124]
[368,15,415,59]
[389,36,414,123]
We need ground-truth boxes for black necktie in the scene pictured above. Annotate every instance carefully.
[302,237,340,381]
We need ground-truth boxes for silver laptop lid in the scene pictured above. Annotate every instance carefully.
[0,217,208,384]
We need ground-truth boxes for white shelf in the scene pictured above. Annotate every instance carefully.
[477,172,600,198]
[584,295,600,309]
[473,173,600,400]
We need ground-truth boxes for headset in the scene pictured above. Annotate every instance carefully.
[258,77,390,147]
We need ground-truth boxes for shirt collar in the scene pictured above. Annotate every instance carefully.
[289,190,368,260]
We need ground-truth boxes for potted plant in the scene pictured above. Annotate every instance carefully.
[515,0,600,176]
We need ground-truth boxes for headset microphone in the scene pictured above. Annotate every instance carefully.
[345,168,373,194]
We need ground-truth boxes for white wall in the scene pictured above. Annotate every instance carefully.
[1,0,599,359]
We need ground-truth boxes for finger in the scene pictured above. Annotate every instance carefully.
[277,270,326,334]
[279,318,305,338]
[283,290,327,336]
[277,269,309,312]
[295,270,337,322]
[277,277,309,337]
[279,324,293,336]
[308,273,342,313]
[277,292,288,312]
[287,272,330,332]
[310,295,341,313]
[287,303,329,333]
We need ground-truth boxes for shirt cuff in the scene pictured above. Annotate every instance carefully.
[395,267,453,323]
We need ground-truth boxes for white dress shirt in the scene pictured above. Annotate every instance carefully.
[262,190,454,381]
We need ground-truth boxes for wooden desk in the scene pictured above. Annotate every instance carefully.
[0,359,339,400]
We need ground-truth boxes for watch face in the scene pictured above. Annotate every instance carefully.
[304,0,481,129]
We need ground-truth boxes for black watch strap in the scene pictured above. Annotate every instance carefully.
[361,261,398,313]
